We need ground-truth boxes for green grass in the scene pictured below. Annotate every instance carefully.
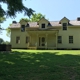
[0,50,80,80]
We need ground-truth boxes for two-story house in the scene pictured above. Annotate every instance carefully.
[9,17,80,49]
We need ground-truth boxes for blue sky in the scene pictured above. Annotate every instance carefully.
[1,0,80,41]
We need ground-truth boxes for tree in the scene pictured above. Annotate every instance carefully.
[30,13,45,22]
[1,0,34,35]
[6,13,45,37]
[0,17,6,23]
[0,0,34,18]
[19,18,30,23]
[0,16,6,34]
[0,38,10,44]
[19,13,45,22]
[6,27,11,37]
[0,38,4,44]
[2,41,10,44]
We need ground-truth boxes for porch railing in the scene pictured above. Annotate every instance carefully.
[28,43,37,49]
[28,43,57,49]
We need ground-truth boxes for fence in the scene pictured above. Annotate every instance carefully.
[0,44,11,51]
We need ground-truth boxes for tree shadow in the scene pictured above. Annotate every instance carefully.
[0,51,80,80]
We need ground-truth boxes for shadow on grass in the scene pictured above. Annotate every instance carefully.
[0,51,80,80]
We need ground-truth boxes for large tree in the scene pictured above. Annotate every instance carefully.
[1,0,34,35]
[0,0,34,18]
[6,13,45,37]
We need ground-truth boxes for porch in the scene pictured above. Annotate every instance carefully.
[27,30,58,49]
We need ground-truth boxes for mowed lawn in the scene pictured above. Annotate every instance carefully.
[0,50,80,80]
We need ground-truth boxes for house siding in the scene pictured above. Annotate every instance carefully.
[57,27,80,48]
[11,29,29,48]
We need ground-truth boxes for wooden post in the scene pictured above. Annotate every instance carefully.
[46,34,48,49]
[56,32,58,49]
[36,34,38,49]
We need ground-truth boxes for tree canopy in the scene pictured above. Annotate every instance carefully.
[20,13,45,22]
[0,17,6,23]
[19,18,30,23]
[0,38,4,44]
[0,0,34,18]
[0,0,34,36]
[30,13,45,22]
[0,16,6,34]
[6,27,11,37]
[0,38,10,44]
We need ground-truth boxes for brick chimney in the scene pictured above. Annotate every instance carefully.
[77,17,80,21]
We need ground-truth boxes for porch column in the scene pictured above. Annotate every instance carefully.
[56,32,58,49]
[36,34,38,48]
[46,34,48,49]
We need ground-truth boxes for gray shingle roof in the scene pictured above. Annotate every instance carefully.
[9,20,80,29]
[27,22,39,27]
[50,21,61,26]
[69,20,80,26]
[9,23,21,28]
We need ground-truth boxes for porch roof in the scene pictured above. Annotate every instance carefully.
[26,28,59,31]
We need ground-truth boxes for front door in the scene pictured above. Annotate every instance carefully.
[39,37,45,47]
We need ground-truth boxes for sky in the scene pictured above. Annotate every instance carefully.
[1,0,80,41]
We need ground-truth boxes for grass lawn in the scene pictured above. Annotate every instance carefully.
[0,50,80,80]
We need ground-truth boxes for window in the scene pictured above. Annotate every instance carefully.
[69,36,73,43]
[63,23,67,30]
[58,36,62,43]
[16,37,20,44]
[21,25,25,32]
[26,37,30,43]
[42,24,45,28]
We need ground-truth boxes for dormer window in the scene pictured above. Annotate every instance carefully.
[21,25,25,32]
[63,23,67,30]
[42,23,45,28]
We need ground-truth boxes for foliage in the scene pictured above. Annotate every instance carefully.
[6,28,11,37]
[0,17,6,23]
[0,17,6,34]
[19,18,30,23]
[30,13,45,22]
[1,41,10,44]
[0,38,4,44]
[19,13,45,22]
[0,38,10,44]
[0,0,34,18]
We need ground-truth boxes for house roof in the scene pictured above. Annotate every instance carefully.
[59,17,70,23]
[27,22,39,27]
[69,20,80,26]
[9,23,21,28]
[9,20,80,29]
